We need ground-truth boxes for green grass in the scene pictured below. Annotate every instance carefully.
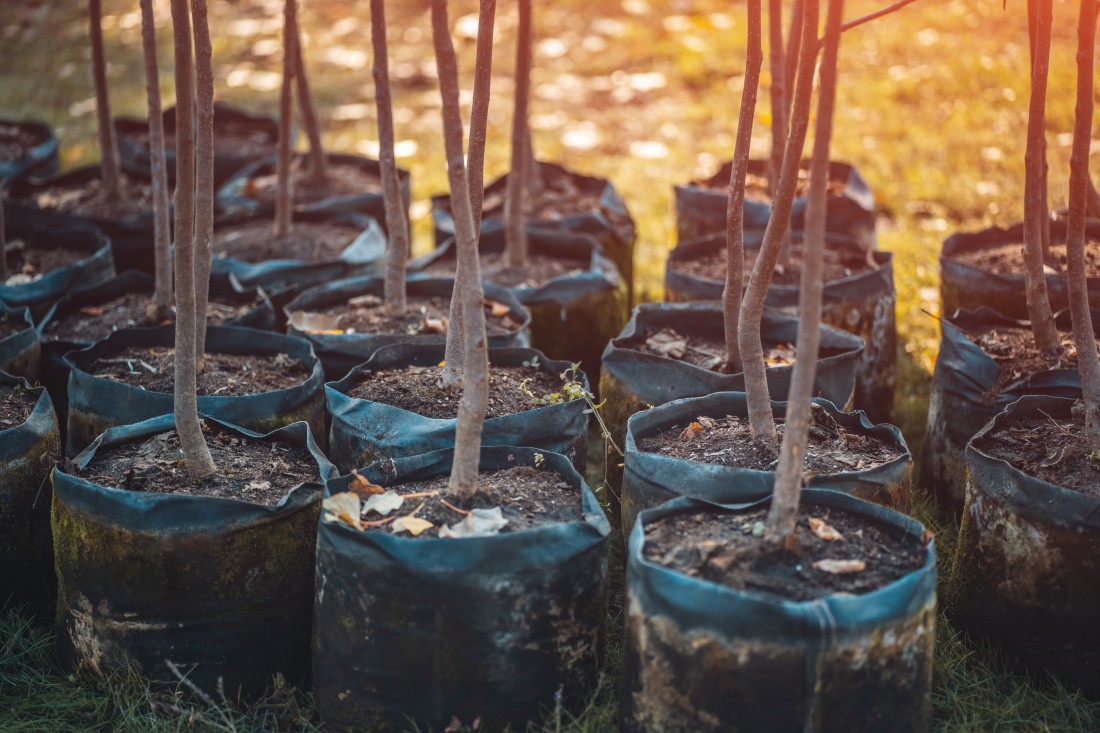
[3,0,1099,728]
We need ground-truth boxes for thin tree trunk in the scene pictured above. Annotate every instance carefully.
[1027,0,1051,258]
[294,20,328,187]
[373,0,411,318]
[1022,0,1060,355]
[1088,176,1100,220]
[737,0,820,445]
[432,0,490,499]
[140,0,173,321]
[192,0,215,368]
[767,0,787,198]
[443,0,497,380]
[783,0,804,124]
[724,0,763,373]
[1067,0,1100,449]
[524,120,542,212]
[504,0,533,268]
[170,0,216,480]
[89,0,122,203]
[0,200,6,282]
[767,0,844,546]
[274,0,297,238]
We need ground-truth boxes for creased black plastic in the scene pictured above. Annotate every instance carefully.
[622,491,936,733]
[431,160,637,301]
[215,153,411,229]
[114,102,279,187]
[52,414,332,698]
[0,221,115,320]
[286,275,531,381]
[3,165,159,273]
[673,159,877,248]
[63,324,326,456]
[940,220,1100,320]
[0,372,60,613]
[664,233,896,420]
[0,303,40,380]
[921,307,1093,509]
[326,344,589,475]
[410,228,626,385]
[0,118,59,181]
[621,392,911,534]
[949,396,1100,696]
[313,445,610,732]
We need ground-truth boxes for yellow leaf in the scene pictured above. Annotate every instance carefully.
[322,492,362,530]
[813,559,865,574]
[80,306,105,317]
[484,299,511,317]
[349,470,385,497]
[808,517,844,542]
[392,514,434,536]
[678,421,706,441]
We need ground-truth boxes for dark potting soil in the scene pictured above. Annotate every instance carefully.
[972,411,1100,499]
[949,239,1100,278]
[213,219,362,262]
[420,251,589,289]
[627,325,798,372]
[694,169,847,204]
[86,346,308,394]
[637,404,902,473]
[670,242,875,287]
[290,293,523,338]
[348,363,577,419]
[0,123,48,162]
[79,425,316,505]
[643,503,926,602]
[362,464,581,538]
[3,243,85,286]
[245,159,382,206]
[966,325,1099,401]
[26,174,157,219]
[130,119,273,157]
[44,295,266,342]
[0,383,37,430]
[0,310,27,340]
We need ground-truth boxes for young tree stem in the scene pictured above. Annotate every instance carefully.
[504,0,532,268]
[767,0,787,199]
[274,0,297,238]
[140,0,173,321]
[191,0,215,370]
[294,21,328,186]
[89,0,123,203]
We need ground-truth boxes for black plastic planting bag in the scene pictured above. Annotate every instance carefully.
[326,344,589,475]
[431,161,637,301]
[0,373,60,613]
[313,445,610,731]
[64,324,326,456]
[0,221,115,320]
[622,393,912,534]
[286,276,531,381]
[0,304,40,380]
[210,211,387,294]
[949,396,1100,696]
[411,228,627,385]
[52,414,332,698]
[673,159,877,248]
[3,166,159,273]
[665,233,896,421]
[941,220,1100,320]
[114,102,279,188]
[0,118,59,181]
[622,491,936,733]
[216,153,411,227]
[920,307,1091,509]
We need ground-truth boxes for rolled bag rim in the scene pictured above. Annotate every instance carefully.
[601,301,865,409]
[0,224,116,315]
[0,303,40,375]
[628,489,937,642]
[62,324,325,454]
[0,370,58,460]
[623,392,911,510]
[325,342,590,472]
[0,117,60,180]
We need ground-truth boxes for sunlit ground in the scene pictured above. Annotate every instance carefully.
[1,0,1099,729]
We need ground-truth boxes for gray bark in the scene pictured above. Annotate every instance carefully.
[294,20,328,187]
[140,0,173,321]
[274,0,297,238]
[90,0,123,203]
[191,0,215,367]
[504,0,532,268]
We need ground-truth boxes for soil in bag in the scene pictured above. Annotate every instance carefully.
[85,348,308,395]
[0,119,58,180]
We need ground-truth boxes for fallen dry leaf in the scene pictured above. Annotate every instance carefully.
[246,479,272,492]
[440,506,509,538]
[813,558,866,574]
[361,490,404,517]
[322,492,362,530]
[392,514,434,536]
[349,470,386,497]
[808,517,844,542]
[79,306,105,317]
[678,421,706,441]
[420,316,447,335]
[645,327,687,359]
[484,299,511,317]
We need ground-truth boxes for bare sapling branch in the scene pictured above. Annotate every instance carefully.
[783,0,804,125]
[140,0,173,321]
[766,0,787,199]
[192,0,215,368]
[766,0,845,547]
[170,0,216,479]
[274,0,298,238]
[1022,0,1060,355]
[432,0,491,499]
[1027,0,1051,257]
[723,0,763,374]
[838,0,916,34]
[89,0,123,203]
[443,0,497,372]
[1066,0,1100,449]
[294,18,328,187]
[505,0,533,268]
[737,0,820,445]
[372,0,411,318]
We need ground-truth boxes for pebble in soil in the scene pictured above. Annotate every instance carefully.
[86,347,309,395]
